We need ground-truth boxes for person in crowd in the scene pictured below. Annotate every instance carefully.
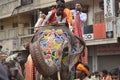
[75,62,89,80]
[56,0,73,31]
[110,68,120,80]
[41,2,68,27]
[34,11,46,33]
[93,71,100,80]
[71,3,87,38]
[0,63,9,80]
[56,0,65,4]
[99,69,111,80]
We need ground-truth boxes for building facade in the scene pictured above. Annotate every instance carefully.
[0,0,120,72]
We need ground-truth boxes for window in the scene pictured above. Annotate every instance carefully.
[0,31,5,40]
[8,28,17,38]
[21,0,33,5]
[24,23,29,27]
[94,11,104,24]
[0,25,4,30]
[13,23,18,28]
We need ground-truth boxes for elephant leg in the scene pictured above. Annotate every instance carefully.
[61,68,70,80]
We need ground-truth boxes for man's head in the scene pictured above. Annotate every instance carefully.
[110,68,120,80]
[56,2,65,16]
[56,0,65,4]
[99,69,108,79]
[94,71,100,78]
[75,3,82,12]
[75,63,89,79]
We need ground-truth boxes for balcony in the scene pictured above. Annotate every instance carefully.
[83,16,120,46]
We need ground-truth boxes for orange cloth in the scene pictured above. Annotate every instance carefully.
[76,63,89,75]
[25,55,36,80]
[64,8,73,25]
[80,47,88,64]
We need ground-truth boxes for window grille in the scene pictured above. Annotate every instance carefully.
[21,0,33,5]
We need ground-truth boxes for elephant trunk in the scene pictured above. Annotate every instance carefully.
[29,41,58,78]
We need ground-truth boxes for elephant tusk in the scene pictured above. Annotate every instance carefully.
[57,71,61,80]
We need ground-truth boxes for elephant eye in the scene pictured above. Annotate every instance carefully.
[63,47,68,52]
[62,47,69,60]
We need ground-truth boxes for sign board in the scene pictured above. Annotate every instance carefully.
[104,0,115,38]
[97,44,120,55]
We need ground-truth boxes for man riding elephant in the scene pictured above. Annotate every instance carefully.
[24,2,86,80]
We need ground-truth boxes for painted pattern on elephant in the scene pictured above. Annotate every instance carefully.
[38,29,70,67]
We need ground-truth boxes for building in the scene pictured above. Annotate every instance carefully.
[0,0,120,72]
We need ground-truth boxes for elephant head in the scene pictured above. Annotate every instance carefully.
[29,26,85,79]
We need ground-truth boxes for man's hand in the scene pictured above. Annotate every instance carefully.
[69,23,73,32]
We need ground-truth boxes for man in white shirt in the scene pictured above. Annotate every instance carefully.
[71,3,87,22]
[34,12,46,33]
[71,3,87,36]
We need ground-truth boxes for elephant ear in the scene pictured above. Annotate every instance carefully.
[69,36,85,71]
[29,41,58,78]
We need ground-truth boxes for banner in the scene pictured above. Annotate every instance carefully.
[104,0,115,38]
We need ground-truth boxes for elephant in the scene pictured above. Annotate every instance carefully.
[28,26,85,80]
[1,50,29,80]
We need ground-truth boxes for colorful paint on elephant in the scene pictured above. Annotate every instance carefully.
[38,29,70,66]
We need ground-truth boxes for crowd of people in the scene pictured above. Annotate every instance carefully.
[73,62,120,80]
[88,68,120,80]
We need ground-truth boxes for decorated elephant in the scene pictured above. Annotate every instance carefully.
[28,26,85,80]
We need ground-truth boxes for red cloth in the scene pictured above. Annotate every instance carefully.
[80,47,88,64]
[93,23,106,39]
[47,9,56,25]
[47,9,68,27]
[73,12,83,38]
[73,13,88,64]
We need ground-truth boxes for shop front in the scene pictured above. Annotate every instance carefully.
[88,43,120,72]
[97,44,120,71]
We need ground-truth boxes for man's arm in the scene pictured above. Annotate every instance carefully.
[64,8,73,25]
[41,11,52,26]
